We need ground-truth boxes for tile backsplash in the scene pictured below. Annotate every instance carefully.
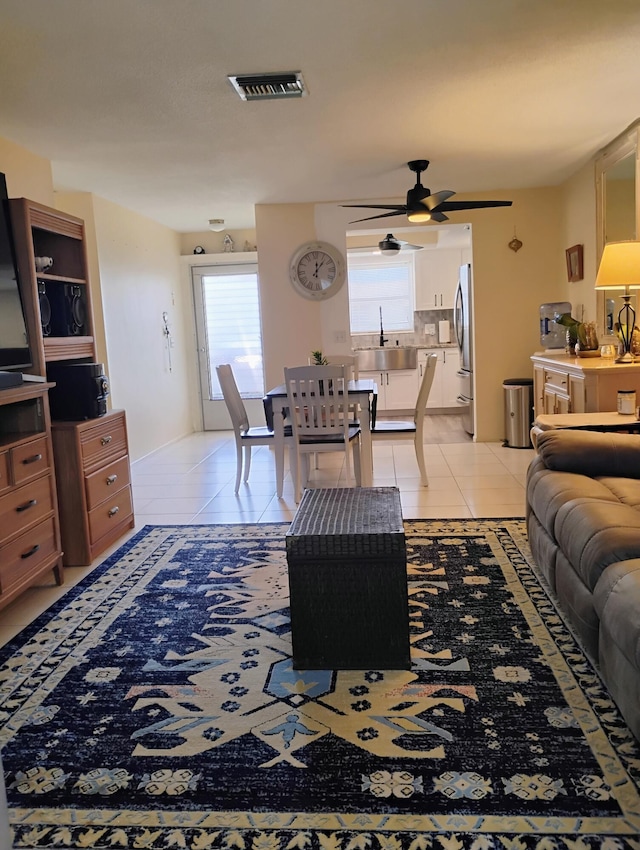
[352,308,454,349]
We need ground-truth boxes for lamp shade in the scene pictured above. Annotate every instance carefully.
[595,240,640,289]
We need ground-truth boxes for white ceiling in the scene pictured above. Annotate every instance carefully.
[1,0,639,233]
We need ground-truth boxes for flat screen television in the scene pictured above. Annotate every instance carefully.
[0,171,32,372]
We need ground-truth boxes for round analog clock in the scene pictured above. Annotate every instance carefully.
[289,241,346,300]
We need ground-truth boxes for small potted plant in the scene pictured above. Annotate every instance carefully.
[310,350,328,365]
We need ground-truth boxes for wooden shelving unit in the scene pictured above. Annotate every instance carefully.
[5,198,135,568]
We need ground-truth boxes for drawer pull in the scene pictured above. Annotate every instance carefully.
[106,474,118,485]
[21,544,40,559]
[108,506,120,518]
[101,435,113,446]
[22,453,43,465]
[16,499,37,513]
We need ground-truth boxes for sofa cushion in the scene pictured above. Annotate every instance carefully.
[594,559,640,670]
[596,476,640,509]
[536,430,640,478]
[554,497,640,591]
[527,462,621,532]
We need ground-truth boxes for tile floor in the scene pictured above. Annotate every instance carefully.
[0,415,535,647]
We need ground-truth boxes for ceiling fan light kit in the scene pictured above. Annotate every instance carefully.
[342,159,512,224]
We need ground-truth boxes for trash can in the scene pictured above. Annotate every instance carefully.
[503,378,534,448]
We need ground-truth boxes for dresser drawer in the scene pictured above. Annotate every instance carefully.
[85,455,131,511]
[88,484,133,544]
[11,436,51,485]
[543,369,568,391]
[0,451,8,494]
[80,414,128,471]
[0,516,58,594]
[0,475,55,542]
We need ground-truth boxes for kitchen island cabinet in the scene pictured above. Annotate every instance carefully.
[360,368,417,412]
[531,351,640,416]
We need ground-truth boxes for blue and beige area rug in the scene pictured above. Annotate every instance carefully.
[1,520,639,849]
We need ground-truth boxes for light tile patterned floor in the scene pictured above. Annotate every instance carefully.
[0,416,535,646]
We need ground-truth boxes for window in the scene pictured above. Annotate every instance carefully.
[192,263,264,399]
[347,253,415,334]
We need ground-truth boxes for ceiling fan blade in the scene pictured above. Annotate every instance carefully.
[341,204,407,211]
[432,200,513,212]
[429,212,449,222]
[425,190,455,210]
[347,210,406,223]
[404,242,424,251]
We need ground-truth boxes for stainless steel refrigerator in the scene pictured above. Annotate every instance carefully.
[453,263,474,436]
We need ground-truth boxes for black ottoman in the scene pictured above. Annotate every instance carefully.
[285,487,410,670]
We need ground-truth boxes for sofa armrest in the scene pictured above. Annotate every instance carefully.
[536,429,640,478]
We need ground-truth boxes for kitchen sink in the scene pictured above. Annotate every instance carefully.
[356,347,417,371]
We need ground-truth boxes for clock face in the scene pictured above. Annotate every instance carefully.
[289,241,345,300]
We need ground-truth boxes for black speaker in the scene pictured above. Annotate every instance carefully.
[65,284,88,335]
[45,282,89,337]
[38,280,52,337]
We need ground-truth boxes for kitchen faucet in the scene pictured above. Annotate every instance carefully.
[379,306,388,347]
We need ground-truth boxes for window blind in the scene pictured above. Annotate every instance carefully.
[347,256,415,333]
[199,266,264,399]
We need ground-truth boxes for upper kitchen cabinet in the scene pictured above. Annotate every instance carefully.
[9,199,97,376]
[415,247,467,310]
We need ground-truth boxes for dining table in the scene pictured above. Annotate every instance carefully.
[265,378,378,498]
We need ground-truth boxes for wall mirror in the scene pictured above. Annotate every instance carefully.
[595,121,639,336]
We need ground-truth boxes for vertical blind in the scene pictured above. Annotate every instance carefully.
[347,256,415,333]
[199,266,265,399]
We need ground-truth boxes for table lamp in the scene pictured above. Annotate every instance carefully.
[595,240,640,363]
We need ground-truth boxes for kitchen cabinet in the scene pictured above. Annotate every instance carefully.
[421,348,461,409]
[531,352,640,416]
[0,383,63,610]
[361,369,417,412]
[415,248,464,310]
[51,410,134,566]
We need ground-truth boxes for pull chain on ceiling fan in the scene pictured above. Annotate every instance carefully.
[342,160,512,224]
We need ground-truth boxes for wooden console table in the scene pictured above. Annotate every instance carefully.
[531,351,640,416]
[531,411,640,447]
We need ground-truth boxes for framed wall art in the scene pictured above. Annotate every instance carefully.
[566,244,584,282]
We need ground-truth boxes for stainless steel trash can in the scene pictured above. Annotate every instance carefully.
[503,378,534,448]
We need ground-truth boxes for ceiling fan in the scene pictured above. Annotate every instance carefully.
[375,234,424,255]
[342,159,512,223]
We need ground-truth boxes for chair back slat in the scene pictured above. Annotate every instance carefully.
[284,365,351,440]
[216,364,250,433]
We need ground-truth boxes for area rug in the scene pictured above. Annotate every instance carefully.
[1,520,639,850]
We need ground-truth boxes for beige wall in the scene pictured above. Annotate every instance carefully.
[88,195,193,460]
[558,160,598,326]
[0,138,53,205]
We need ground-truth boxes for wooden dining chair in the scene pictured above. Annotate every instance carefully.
[216,364,296,494]
[284,364,362,502]
[370,352,437,486]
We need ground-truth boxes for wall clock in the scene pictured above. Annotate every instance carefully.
[289,241,346,300]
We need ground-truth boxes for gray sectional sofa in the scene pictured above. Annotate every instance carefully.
[526,428,640,740]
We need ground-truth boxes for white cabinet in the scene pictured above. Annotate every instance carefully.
[420,348,461,409]
[415,248,465,310]
[361,369,418,412]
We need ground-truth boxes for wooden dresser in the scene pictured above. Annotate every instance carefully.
[51,409,134,566]
[0,383,63,610]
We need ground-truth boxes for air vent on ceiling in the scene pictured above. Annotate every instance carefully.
[228,71,307,101]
